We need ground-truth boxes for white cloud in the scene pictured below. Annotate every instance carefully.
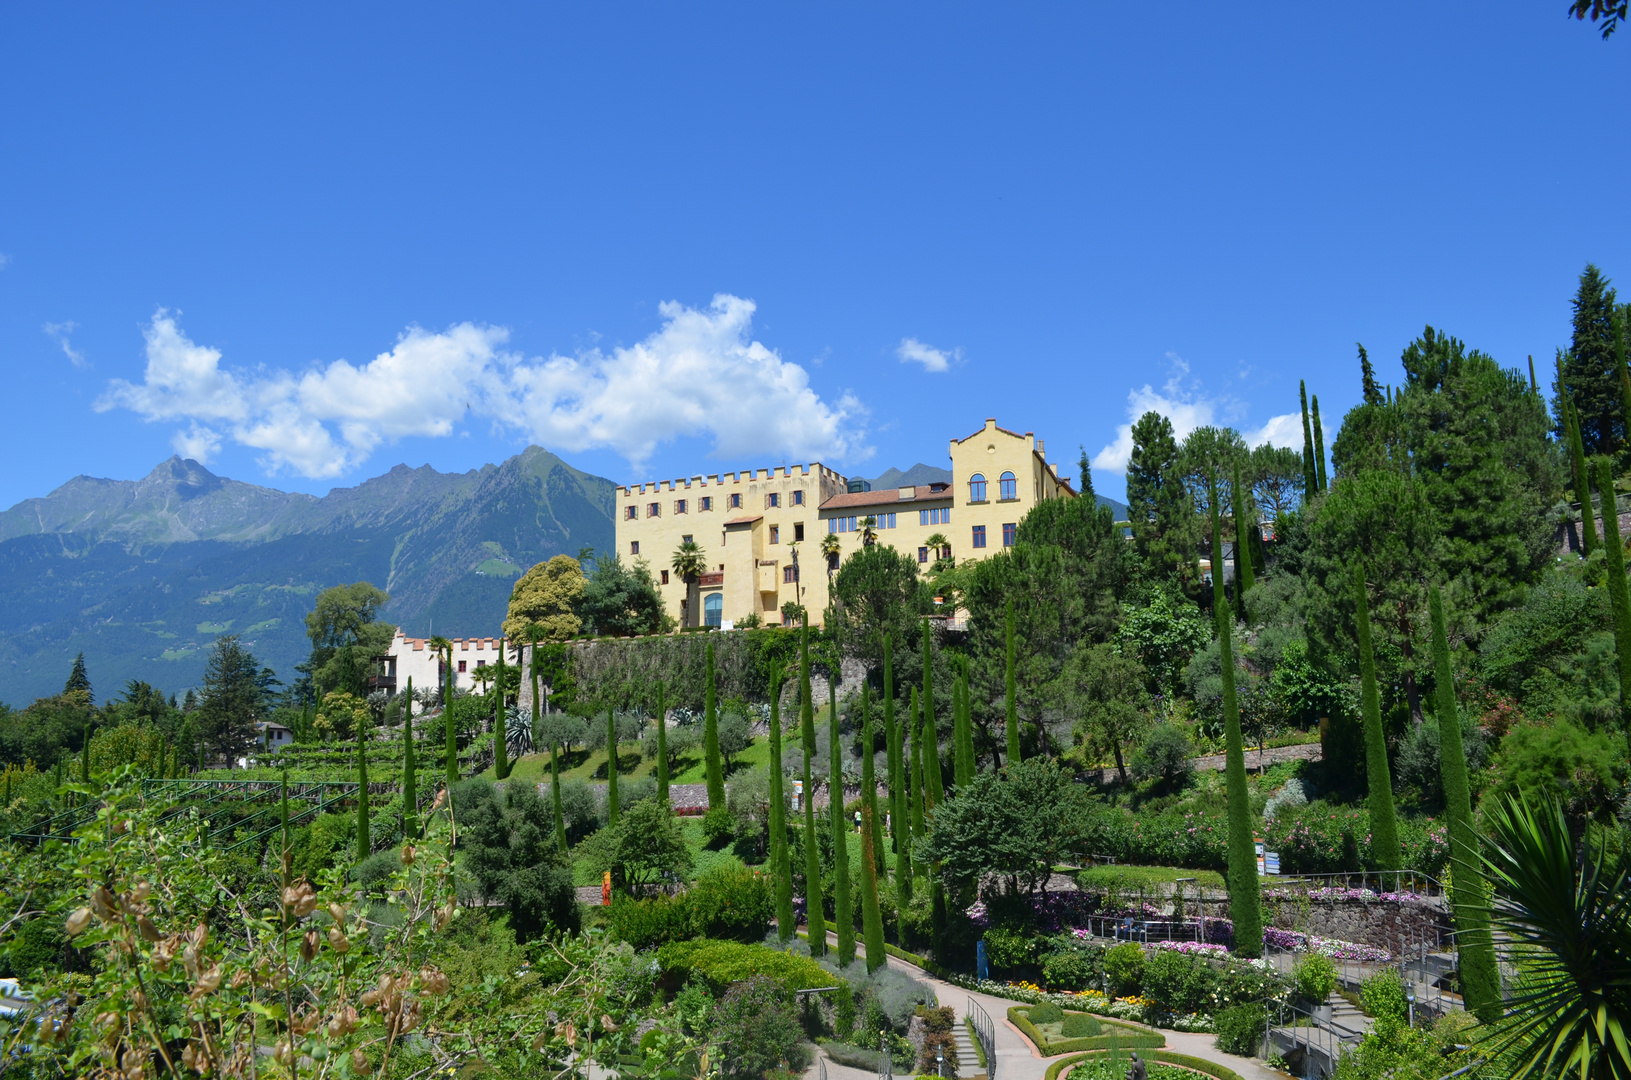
[1091,354,1300,474]
[43,321,88,368]
[896,337,958,373]
[172,423,222,463]
[96,296,869,479]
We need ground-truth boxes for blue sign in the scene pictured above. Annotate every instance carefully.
[976,939,988,981]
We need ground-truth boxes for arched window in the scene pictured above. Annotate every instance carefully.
[999,471,1017,500]
[968,473,987,502]
[703,593,723,628]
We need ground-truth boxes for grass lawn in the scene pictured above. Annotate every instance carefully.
[569,813,753,886]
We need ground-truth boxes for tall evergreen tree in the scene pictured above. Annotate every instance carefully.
[1004,601,1021,765]
[654,683,669,804]
[1359,342,1383,405]
[829,668,854,966]
[1127,411,1198,585]
[1300,380,1318,501]
[1617,318,1631,450]
[703,639,724,810]
[197,634,265,764]
[953,658,974,787]
[1593,457,1631,720]
[1353,563,1402,870]
[908,686,925,842]
[768,670,794,941]
[1232,461,1255,617]
[1528,355,1539,394]
[921,621,944,808]
[549,733,567,855]
[886,636,912,910]
[527,624,544,744]
[356,707,371,860]
[1312,394,1329,492]
[1427,586,1501,1023]
[799,619,826,955]
[402,677,418,841]
[1209,470,1263,957]
[860,796,886,973]
[863,684,885,874]
[605,707,620,827]
[1566,393,1600,555]
[1077,445,1095,499]
[1557,263,1623,455]
[64,652,92,701]
[432,638,456,787]
[493,646,510,781]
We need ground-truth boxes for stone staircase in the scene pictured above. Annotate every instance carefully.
[952,1016,981,1078]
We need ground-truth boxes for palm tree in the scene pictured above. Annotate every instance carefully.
[820,533,842,581]
[860,515,878,547]
[925,532,950,572]
[1479,791,1631,1080]
[671,539,706,629]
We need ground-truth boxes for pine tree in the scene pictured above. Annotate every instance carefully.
[1312,395,1329,492]
[800,619,826,955]
[768,670,794,940]
[921,621,944,808]
[703,639,724,810]
[1209,469,1263,956]
[493,645,510,781]
[1559,263,1623,455]
[1004,600,1021,765]
[654,682,670,805]
[356,707,371,861]
[860,797,886,974]
[64,652,92,701]
[1077,445,1095,499]
[1428,586,1501,1023]
[605,708,620,828]
[1593,457,1631,719]
[1300,380,1318,502]
[1353,562,1402,869]
[1360,343,1383,405]
[829,669,854,966]
[402,677,418,841]
[1232,461,1255,618]
[1566,393,1600,555]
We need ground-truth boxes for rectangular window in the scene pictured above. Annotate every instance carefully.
[700,496,713,511]
[919,509,929,526]
[766,492,780,508]
[675,499,687,514]
[792,489,804,505]
[630,540,640,556]
[918,546,929,564]
[1003,522,1017,547]
[457,660,468,673]
[972,525,987,549]
[885,512,896,529]
[828,518,837,534]
[683,534,693,544]
[647,502,660,517]
[476,659,486,668]
[784,565,799,583]
[770,525,780,544]
[794,522,804,542]
[729,493,742,509]
[661,569,669,584]
[625,505,637,520]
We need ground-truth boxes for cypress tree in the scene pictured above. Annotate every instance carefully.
[549,733,567,855]
[952,659,974,787]
[909,686,926,841]
[443,644,458,787]
[654,683,670,805]
[860,796,886,973]
[1232,461,1255,618]
[1428,587,1502,1023]
[768,670,794,940]
[1005,601,1020,765]
[921,621,944,807]
[1311,394,1328,492]
[1360,343,1383,405]
[355,707,371,861]
[402,677,418,841]
[886,636,913,910]
[1566,394,1600,555]
[866,685,885,873]
[528,625,543,745]
[82,722,92,783]
[800,619,826,956]
[1593,457,1631,719]
[1528,354,1539,395]
[829,668,854,966]
[1299,380,1318,502]
[605,707,620,828]
[493,646,510,781]
[1353,562,1402,870]
[1209,468,1263,956]
[280,770,291,860]
[703,639,724,810]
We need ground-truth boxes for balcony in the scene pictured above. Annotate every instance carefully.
[366,674,397,692]
[699,571,724,587]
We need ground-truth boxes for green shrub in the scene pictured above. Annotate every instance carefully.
[1061,1013,1103,1038]
[686,864,772,942]
[1030,1001,1065,1025]
[1361,969,1407,1024]
[0,915,64,979]
[609,893,693,950]
[919,1032,959,1076]
[1131,724,1194,790]
[1142,948,1217,1014]
[1042,945,1103,991]
[349,850,400,896]
[710,976,808,1079]
[658,939,830,993]
[1292,952,1338,1004]
[985,926,1037,970]
[1104,941,1146,997]
[1213,1004,1266,1056]
[702,805,735,847]
[919,1005,955,1034]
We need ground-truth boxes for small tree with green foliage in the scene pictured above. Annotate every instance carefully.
[1353,563,1402,870]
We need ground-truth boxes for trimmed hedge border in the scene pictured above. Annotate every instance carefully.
[1007,1007,1165,1056]
[1045,1050,1245,1080]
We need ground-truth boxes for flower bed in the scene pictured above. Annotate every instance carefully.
[1262,926,1391,962]
[1150,940,1230,959]
[1261,885,1436,906]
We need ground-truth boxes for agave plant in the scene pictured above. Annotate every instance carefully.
[1480,791,1631,1080]
[505,704,534,759]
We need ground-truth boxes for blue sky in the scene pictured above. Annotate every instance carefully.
[1,3,1625,507]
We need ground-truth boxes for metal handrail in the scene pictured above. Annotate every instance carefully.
[967,997,996,1080]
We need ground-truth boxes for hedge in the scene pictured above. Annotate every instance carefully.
[1007,1006,1165,1056]
[656,939,832,993]
[1044,1050,1245,1080]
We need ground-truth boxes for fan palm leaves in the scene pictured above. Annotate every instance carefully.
[670,539,706,628]
[1480,791,1631,1080]
[820,533,842,578]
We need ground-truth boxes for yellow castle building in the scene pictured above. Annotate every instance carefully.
[613,419,1075,629]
